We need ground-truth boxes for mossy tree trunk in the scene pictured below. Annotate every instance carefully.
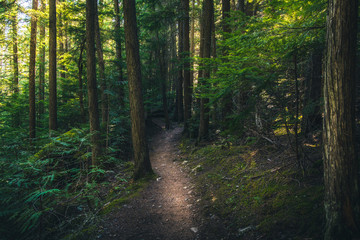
[323,0,360,239]
[123,0,152,179]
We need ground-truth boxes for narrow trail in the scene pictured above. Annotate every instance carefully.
[101,123,201,240]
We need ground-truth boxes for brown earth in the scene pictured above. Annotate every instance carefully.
[99,123,221,240]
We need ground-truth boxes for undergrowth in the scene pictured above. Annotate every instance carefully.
[0,128,138,240]
[180,135,324,239]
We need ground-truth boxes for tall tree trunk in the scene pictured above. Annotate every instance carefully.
[114,0,124,106]
[177,18,184,122]
[29,0,38,139]
[323,0,360,239]
[38,0,45,119]
[302,48,323,137]
[86,0,102,165]
[170,22,177,102]
[189,0,195,111]
[221,0,233,122]
[95,2,109,136]
[198,0,213,140]
[156,33,170,130]
[49,0,57,131]
[78,39,86,123]
[12,2,20,127]
[182,0,191,132]
[59,9,66,84]
[123,0,152,179]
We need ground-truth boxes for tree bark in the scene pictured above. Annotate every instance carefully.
[29,0,38,139]
[323,0,360,239]
[123,0,152,179]
[95,2,109,135]
[177,18,184,122]
[39,0,45,118]
[114,0,124,106]
[198,0,213,140]
[302,48,323,137]
[11,2,20,127]
[12,5,19,95]
[78,39,86,123]
[182,0,191,132]
[86,0,102,165]
[49,0,57,131]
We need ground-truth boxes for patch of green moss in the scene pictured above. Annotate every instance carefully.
[182,138,324,239]
[101,174,154,215]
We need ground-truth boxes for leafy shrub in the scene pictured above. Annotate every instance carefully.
[0,128,110,239]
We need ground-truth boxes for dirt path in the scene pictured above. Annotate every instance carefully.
[101,124,200,240]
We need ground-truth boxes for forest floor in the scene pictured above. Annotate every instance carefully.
[99,121,218,240]
[98,119,324,240]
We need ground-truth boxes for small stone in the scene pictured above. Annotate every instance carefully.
[190,227,198,233]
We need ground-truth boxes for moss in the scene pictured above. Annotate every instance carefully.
[100,174,154,215]
[182,138,324,239]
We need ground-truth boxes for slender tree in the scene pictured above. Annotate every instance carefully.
[78,39,86,122]
[38,0,46,118]
[198,0,213,140]
[182,0,191,133]
[95,1,108,131]
[49,0,57,131]
[113,0,124,106]
[123,0,152,179]
[86,0,102,165]
[323,0,360,239]
[177,17,184,122]
[11,2,20,127]
[29,0,38,139]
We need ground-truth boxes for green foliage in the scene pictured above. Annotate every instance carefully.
[0,128,129,239]
[181,139,324,239]
[200,0,327,134]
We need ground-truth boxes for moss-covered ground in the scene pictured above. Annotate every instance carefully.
[179,135,324,239]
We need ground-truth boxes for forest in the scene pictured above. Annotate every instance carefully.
[0,0,359,239]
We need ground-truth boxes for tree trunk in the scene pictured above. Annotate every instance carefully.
[114,0,124,106]
[38,0,45,119]
[95,2,108,130]
[221,0,234,122]
[177,18,184,122]
[123,0,152,179]
[11,2,20,127]
[86,0,102,165]
[323,0,360,239]
[29,0,38,139]
[78,39,86,123]
[59,9,66,84]
[158,40,170,130]
[49,0,57,131]
[182,0,191,132]
[198,0,213,140]
[302,48,323,137]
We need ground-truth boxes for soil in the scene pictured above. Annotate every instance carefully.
[99,121,220,240]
